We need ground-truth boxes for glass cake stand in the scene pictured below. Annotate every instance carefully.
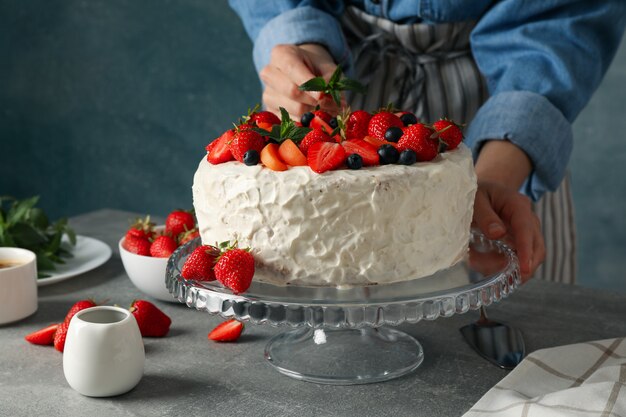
[166,231,520,385]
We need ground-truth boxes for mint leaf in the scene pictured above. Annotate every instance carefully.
[298,77,327,92]
[328,65,342,88]
[336,79,367,94]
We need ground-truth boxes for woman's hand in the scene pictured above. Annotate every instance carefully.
[473,140,545,282]
[260,43,340,119]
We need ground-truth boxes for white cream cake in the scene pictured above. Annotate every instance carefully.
[192,143,477,287]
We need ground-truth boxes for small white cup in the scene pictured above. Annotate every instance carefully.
[63,306,145,397]
[0,247,38,325]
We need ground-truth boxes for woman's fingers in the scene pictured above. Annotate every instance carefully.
[473,187,507,240]
[475,182,545,282]
[260,65,319,106]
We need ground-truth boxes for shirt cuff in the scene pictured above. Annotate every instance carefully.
[252,7,351,74]
[465,91,573,201]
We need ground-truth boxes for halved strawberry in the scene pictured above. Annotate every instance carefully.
[260,143,288,171]
[309,115,333,135]
[342,139,379,166]
[278,139,307,166]
[208,319,244,342]
[207,130,235,164]
[363,135,398,150]
[249,111,280,130]
[25,323,60,345]
[307,142,346,174]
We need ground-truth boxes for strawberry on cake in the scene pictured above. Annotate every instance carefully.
[192,103,477,288]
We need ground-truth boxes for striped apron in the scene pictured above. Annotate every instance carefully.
[341,6,576,284]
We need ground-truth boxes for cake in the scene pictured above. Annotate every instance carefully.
[192,135,477,287]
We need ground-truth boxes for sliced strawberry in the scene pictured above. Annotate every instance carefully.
[307,142,346,174]
[249,111,280,129]
[260,143,288,171]
[25,323,60,345]
[309,116,333,135]
[207,130,235,164]
[313,110,332,123]
[278,139,307,166]
[342,139,380,166]
[363,135,399,150]
[208,319,244,342]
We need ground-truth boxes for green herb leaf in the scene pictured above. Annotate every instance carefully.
[298,77,327,92]
[336,79,367,94]
[7,196,39,226]
[11,222,48,248]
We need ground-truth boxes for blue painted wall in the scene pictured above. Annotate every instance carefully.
[1,1,624,290]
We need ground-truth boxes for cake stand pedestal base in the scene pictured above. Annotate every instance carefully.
[264,327,424,385]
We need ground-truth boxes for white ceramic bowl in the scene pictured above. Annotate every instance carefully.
[119,226,176,303]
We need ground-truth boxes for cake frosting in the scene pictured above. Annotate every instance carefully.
[192,143,477,287]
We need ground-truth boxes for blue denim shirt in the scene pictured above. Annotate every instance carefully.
[228,0,626,200]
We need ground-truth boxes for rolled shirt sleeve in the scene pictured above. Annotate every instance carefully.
[466,0,626,200]
[228,1,350,74]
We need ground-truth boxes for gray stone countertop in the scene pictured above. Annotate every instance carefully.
[2,209,625,417]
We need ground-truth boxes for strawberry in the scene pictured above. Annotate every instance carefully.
[150,235,178,258]
[214,247,255,294]
[307,141,347,174]
[299,129,333,156]
[397,123,439,162]
[309,116,333,134]
[129,300,172,337]
[206,129,235,164]
[181,245,220,281]
[178,228,200,245]
[125,215,155,241]
[368,111,403,140]
[432,119,463,151]
[63,299,98,324]
[313,109,332,123]
[208,319,244,342]
[249,111,280,131]
[123,235,151,256]
[25,323,60,345]
[165,210,195,236]
[345,110,372,140]
[229,129,265,163]
[53,321,70,352]
[341,139,379,166]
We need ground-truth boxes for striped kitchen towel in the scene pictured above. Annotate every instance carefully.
[464,337,626,417]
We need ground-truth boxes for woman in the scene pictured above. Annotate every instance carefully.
[228,0,626,283]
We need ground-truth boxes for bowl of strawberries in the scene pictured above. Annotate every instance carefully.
[119,210,198,302]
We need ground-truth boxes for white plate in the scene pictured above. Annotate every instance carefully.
[37,236,112,286]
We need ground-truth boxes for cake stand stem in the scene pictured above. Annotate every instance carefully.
[264,327,424,385]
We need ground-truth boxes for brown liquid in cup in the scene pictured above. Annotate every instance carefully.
[0,260,24,269]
